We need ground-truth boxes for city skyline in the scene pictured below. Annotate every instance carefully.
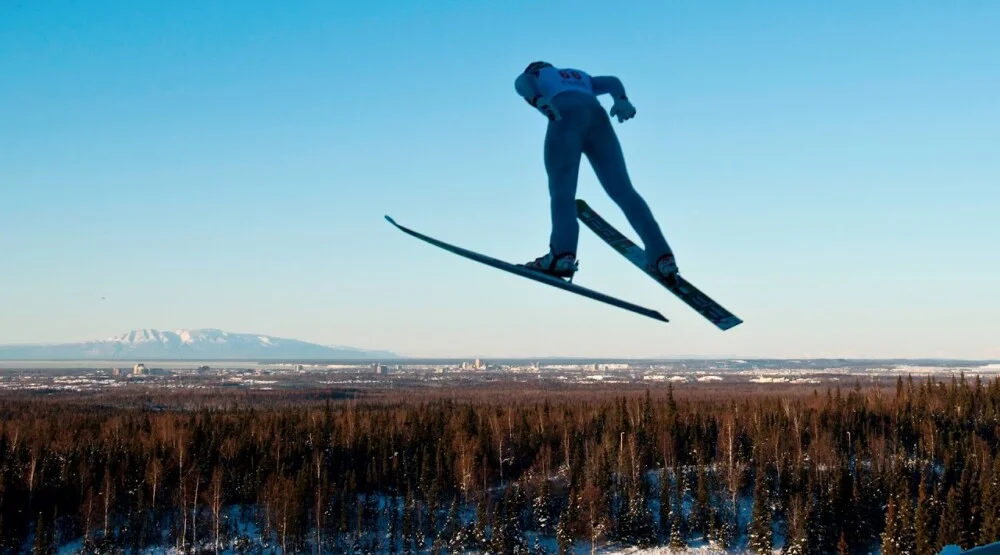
[0,326,997,363]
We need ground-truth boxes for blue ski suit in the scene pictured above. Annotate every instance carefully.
[515,64,673,266]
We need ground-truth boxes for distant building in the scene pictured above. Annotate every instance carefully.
[133,363,147,376]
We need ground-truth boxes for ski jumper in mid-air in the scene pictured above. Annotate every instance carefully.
[515,61,678,281]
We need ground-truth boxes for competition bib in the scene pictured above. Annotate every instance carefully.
[535,67,594,98]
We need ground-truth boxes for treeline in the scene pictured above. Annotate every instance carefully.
[0,374,999,553]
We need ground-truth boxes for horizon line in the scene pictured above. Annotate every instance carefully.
[0,356,998,364]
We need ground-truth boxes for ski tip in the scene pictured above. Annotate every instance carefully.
[718,317,744,331]
[575,198,590,210]
[384,215,398,226]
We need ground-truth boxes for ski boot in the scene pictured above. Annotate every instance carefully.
[648,252,679,284]
[521,251,579,282]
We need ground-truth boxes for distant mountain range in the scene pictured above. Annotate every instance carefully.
[0,329,398,360]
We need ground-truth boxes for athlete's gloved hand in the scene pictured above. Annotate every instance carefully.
[529,94,562,121]
[610,96,636,123]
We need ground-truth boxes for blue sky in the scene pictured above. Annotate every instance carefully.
[2,0,997,359]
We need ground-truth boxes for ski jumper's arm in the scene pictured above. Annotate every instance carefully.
[591,75,636,122]
[514,72,544,104]
[591,76,628,100]
[514,72,561,120]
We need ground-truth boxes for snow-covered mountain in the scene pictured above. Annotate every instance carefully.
[0,329,398,360]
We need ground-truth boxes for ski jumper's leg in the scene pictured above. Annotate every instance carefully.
[543,104,586,256]
[583,105,672,265]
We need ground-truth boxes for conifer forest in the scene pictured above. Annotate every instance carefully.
[1,374,999,553]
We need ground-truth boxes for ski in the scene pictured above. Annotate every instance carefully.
[575,199,743,331]
[384,215,669,323]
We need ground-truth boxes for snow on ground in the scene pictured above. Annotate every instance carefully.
[749,377,788,383]
[603,547,734,554]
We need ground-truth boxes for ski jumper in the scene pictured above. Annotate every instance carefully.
[515,64,674,269]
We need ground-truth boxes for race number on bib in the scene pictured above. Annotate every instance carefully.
[537,67,594,98]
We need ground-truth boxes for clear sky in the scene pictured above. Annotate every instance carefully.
[2,1,998,359]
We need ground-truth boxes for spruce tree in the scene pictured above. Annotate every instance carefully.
[938,485,962,549]
[32,513,56,555]
[402,489,414,554]
[691,463,712,538]
[668,475,688,550]
[837,530,849,555]
[915,475,935,555]
[427,474,442,545]
[668,511,687,550]
[532,479,553,535]
[784,493,809,555]
[831,461,856,549]
[434,496,460,553]
[807,477,836,551]
[556,488,578,555]
[386,494,399,555]
[747,468,772,554]
[852,460,878,548]
[881,498,902,555]
[711,504,736,550]
[473,495,490,551]
[508,482,529,554]
[965,457,984,547]
[625,488,656,548]
[897,489,917,555]
[488,495,510,555]
[980,455,1000,544]
[659,468,672,540]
